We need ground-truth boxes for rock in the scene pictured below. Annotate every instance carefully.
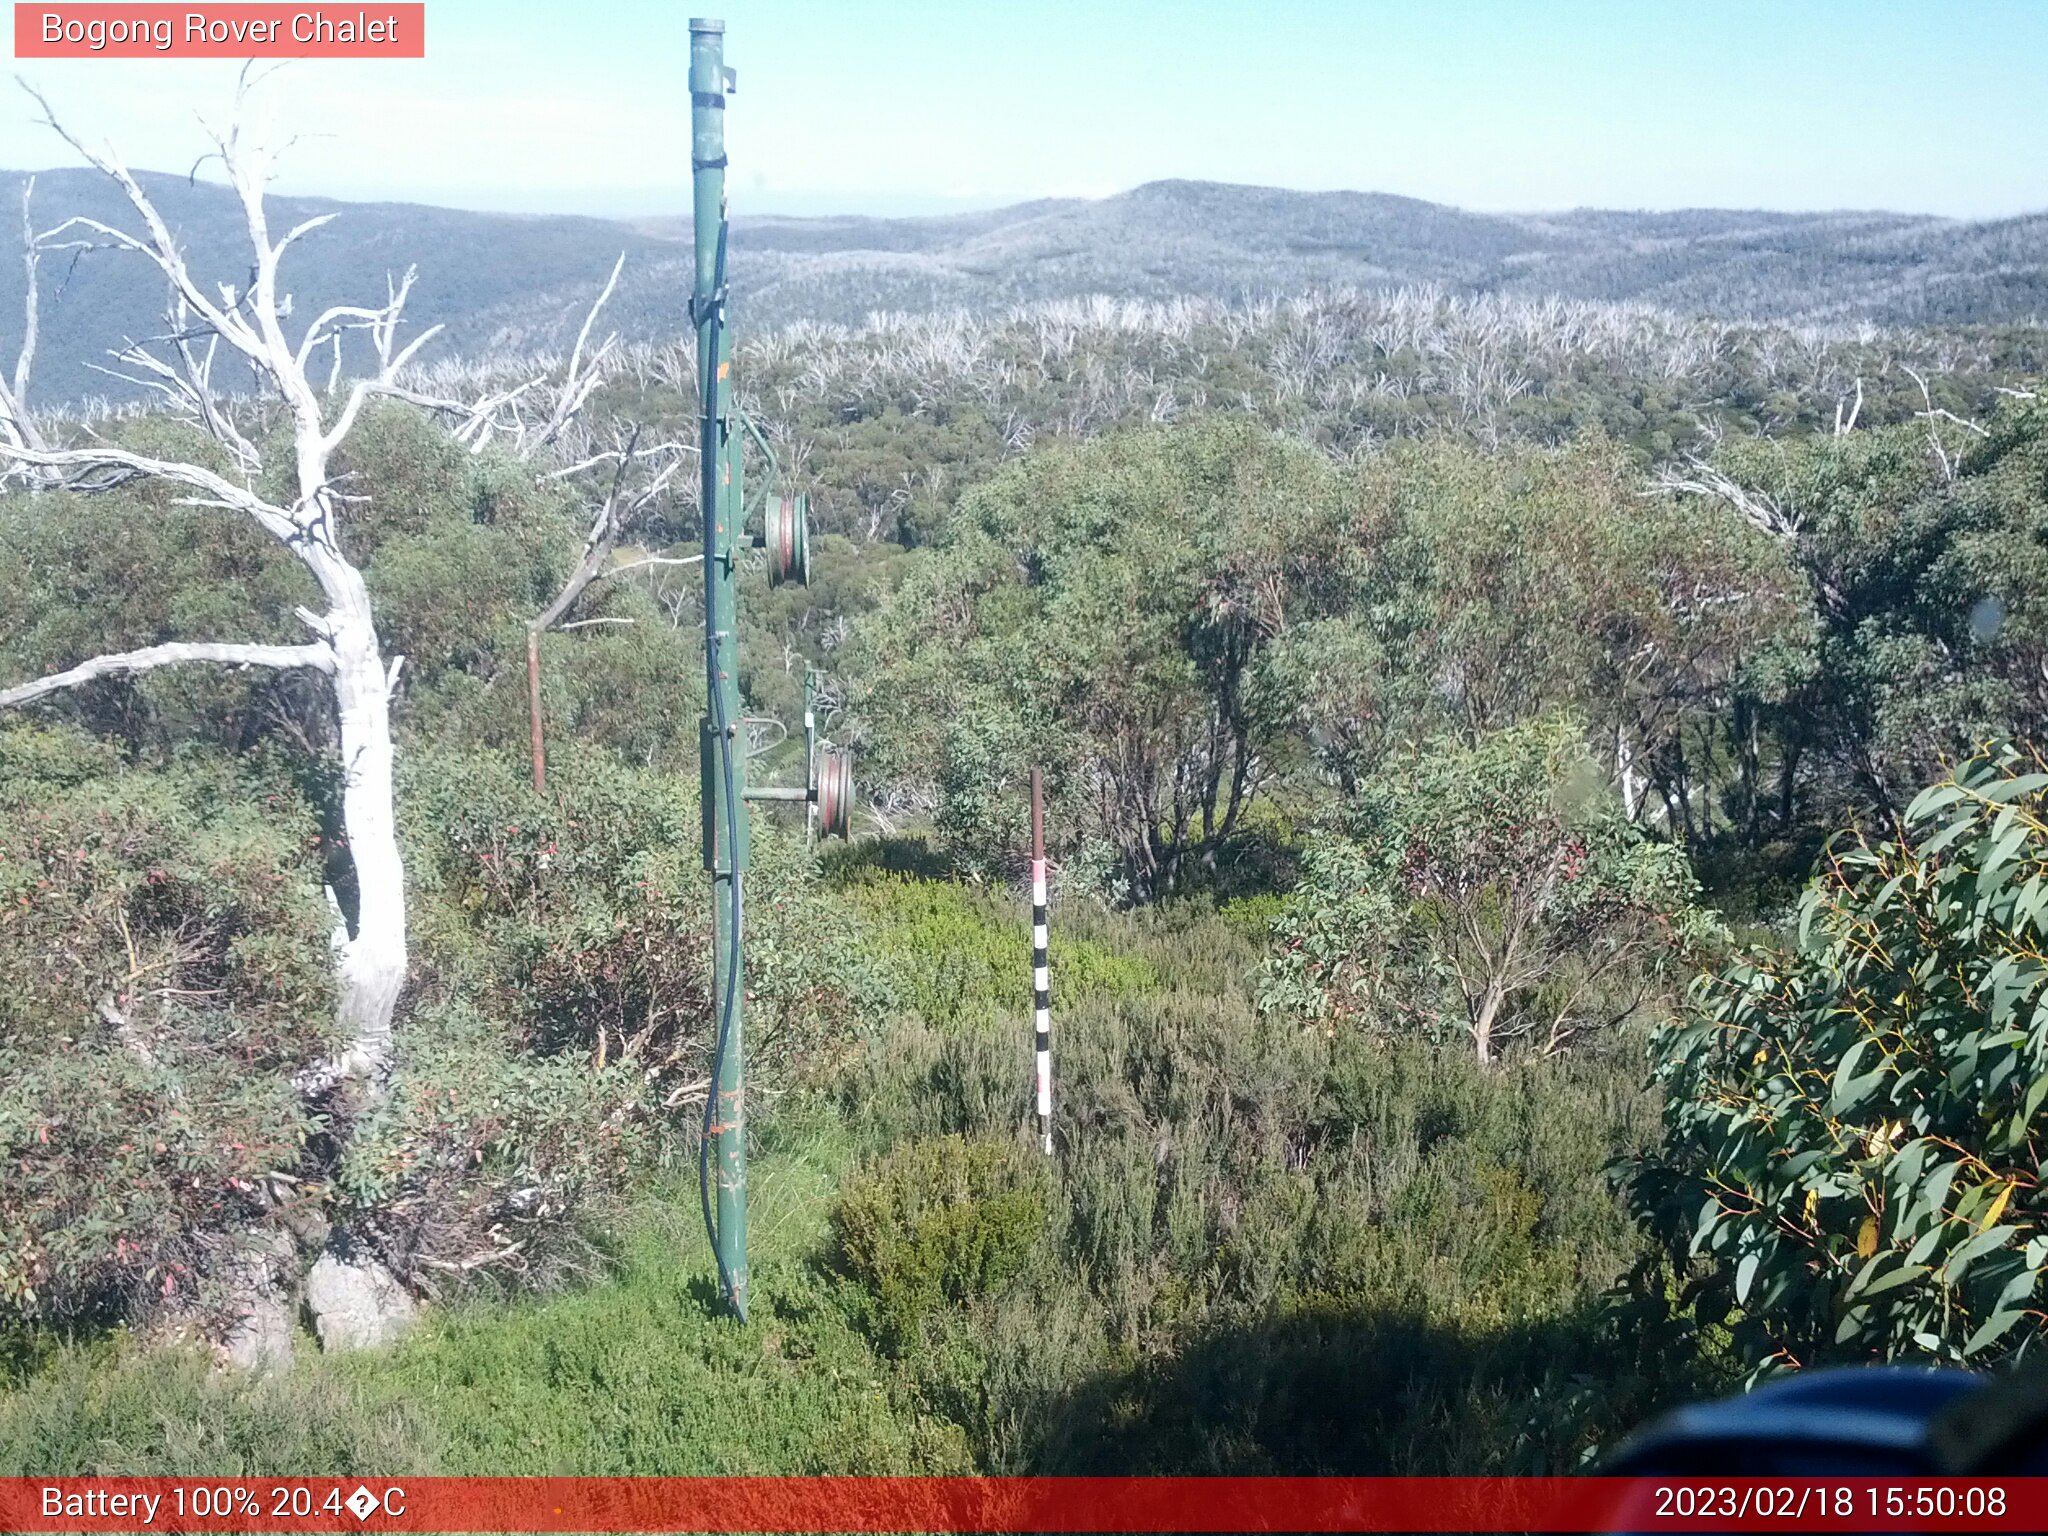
[279,1199,331,1256]
[221,1287,296,1371]
[219,1229,297,1372]
[304,1243,416,1352]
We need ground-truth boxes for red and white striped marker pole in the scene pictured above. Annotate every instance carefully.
[1030,767,1052,1155]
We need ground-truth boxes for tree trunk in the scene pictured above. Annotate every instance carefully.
[1734,695,1760,844]
[1472,978,1504,1066]
[1694,720,1715,841]
[1669,733,1696,845]
[320,569,407,1082]
[1777,740,1802,833]
[1615,725,1642,821]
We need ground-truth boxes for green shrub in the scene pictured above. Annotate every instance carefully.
[1219,890,1289,940]
[0,723,337,1327]
[0,1162,972,1476]
[853,419,1345,898]
[374,742,883,1289]
[1626,745,2048,1377]
[404,742,880,1097]
[842,873,1157,1030]
[834,1135,1053,1349]
[0,1346,437,1476]
[830,883,1666,1473]
[0,422,317,759]
[336,1000,651,1296]
[400,742,712,1076]
[1261,717,1709,1062]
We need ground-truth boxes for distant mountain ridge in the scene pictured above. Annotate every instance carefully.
[2,172,2042,404]
[720,182,2048,332]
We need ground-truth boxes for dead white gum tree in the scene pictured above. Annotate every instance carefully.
[0,79,654,1099]
[0,81,446,1089]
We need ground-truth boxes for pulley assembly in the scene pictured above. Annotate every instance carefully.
[816,743,853,840]
[800,666,852,842]
[735,669,853,840]
[761,490,810,587]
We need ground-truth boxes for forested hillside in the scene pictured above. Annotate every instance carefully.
[4,168,2047,405]
[5,123,2048,1482]
[712,183,2048,330]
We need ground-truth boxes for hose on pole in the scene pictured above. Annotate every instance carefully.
[697,214,746,1318]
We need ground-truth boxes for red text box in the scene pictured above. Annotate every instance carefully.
[14,5,425,58]
[3,1476,2048,1533]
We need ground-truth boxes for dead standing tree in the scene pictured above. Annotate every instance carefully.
[526,425,694,792]
[365,251,700,793]
[0,83,442,1091]
[0,175,45,453]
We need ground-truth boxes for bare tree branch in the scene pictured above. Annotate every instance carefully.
[0,640,332,707]
[0,174,44,452]
[0,440,297,536]
[1833,375,1863,436]
[529,250,625,453]
[519,426,689,790]
[1900,363,1987,483]
[1648,454,1800,540]
[605,553,703,577]
[528,430,692,636]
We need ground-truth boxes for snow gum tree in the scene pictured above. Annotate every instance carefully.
[0,85,449,1087]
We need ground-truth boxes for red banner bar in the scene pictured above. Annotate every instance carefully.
[2,1477,2046,1532]
[13,5,425,58]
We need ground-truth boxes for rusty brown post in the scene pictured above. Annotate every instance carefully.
[526,628,546,794]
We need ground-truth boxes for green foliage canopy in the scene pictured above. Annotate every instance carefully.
[1276,437,1810,833]
[1263,718,1706,1062]
[857,417,1343,897]
[1676,392,2048,828]
[1628,747,2048,1375]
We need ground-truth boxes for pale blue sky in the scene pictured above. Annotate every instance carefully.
[3,0,2042,218]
